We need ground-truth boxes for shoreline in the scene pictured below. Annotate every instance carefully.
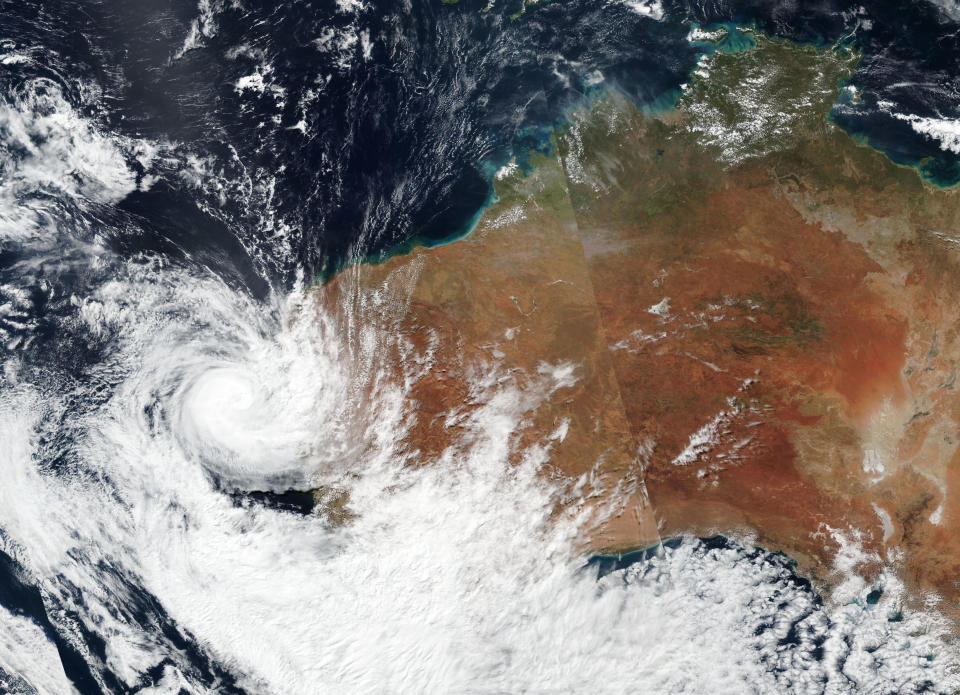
[317,20,959,286]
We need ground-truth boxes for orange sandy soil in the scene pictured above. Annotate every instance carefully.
[319,154,660,551]
[559,86,960,604]
[313,39,960,614]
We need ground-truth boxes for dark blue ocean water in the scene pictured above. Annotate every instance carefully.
[0,1,958,692]
[4,0,958,289]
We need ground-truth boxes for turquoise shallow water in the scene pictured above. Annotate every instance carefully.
[688,22,758,55]
[831,118,960,189]
[341,4,960,277]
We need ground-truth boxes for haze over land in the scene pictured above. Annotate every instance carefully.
[4,1,960,691]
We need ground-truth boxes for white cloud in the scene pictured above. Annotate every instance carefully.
[0,79,142,241]
[1,271,958,693]
[928,0,960,21]
[893,112,960,154]
[620,0,665,20]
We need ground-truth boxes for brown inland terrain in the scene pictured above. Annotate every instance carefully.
[319,151,661,551]
[316,30,960,619]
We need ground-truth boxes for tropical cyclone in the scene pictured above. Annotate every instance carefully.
[316,28,960,620]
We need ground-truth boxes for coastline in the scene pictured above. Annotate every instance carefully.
[316,20,959,286]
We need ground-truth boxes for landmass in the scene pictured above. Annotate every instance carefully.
[315,27,960,620]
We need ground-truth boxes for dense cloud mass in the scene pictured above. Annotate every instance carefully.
[0,0,959,692]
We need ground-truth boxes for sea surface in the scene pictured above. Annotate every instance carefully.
[1,0,960,692]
